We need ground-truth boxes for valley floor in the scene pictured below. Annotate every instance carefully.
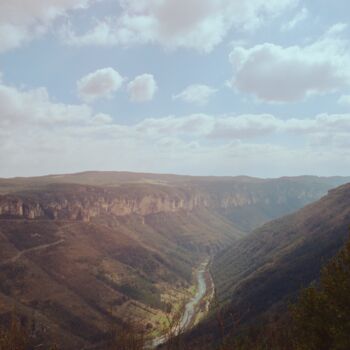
[150,258,214,348]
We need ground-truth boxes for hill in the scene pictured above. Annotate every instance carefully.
[189,182,350,347]
[1,171,348,232]
[0,172,349,349]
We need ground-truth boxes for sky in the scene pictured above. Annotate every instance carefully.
[0,0,349,178]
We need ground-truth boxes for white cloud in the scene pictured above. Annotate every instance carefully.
[2,81,348,142]
[0,0,92,52]
[282,113,350,135]
[2,113,350,178]
[338,95,350,106]
[1,76,349,177]
[0,24,33,53]
[127,74,158,102]
[62,0,297,52]
[281,7,308,31]
[0,75,110,128]
[1,74,349,177]
[229,28,350,102]
[209,114,279,138]
[91,113,113,124]
[326,23,348,36]
[173,84,217,105]
[77,68,124,103]
[133,113,350,141]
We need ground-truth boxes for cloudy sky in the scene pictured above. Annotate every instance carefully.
[0,0,349,178]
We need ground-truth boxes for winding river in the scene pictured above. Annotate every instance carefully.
[150,259,212,348]
[179,260,209,330]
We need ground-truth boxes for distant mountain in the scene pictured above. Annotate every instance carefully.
[190,175,350,232]
[1,171,349,232]
[196,182,350,345]
[0,172,349,349]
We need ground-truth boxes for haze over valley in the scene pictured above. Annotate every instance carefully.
[1,0,350,349]
[0,172,350,349]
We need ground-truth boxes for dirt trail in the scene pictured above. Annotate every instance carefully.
[0,239,64,267]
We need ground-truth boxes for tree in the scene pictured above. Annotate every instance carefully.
[291,238,350,350]
[0,315,30,350]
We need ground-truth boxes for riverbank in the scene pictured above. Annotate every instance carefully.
[191,260,215,327]
[148,258,214,348]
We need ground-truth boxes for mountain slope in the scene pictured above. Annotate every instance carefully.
[1,172,349,232]
[191,175,350,232]
[0,185,240,349]
[0,172,349,349]
[210,182,350,337]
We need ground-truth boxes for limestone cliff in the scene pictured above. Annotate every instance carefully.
[0,185,207,221]
[0,178,341,227]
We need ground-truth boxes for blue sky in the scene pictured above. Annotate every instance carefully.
[0,0,349,177]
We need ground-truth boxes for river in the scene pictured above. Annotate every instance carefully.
[150,259,212,348]
[178,260,209,330]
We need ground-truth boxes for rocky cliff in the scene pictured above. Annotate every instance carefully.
[0,184,207,221]
[0,173,349,350]
[0,176,348,227]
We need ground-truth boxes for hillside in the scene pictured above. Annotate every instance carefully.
[1,171,348,232]
[0,172,349,349]
[200,182,350,344]
[0,186,239,349]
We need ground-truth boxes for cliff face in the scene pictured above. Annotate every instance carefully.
[0,178,341,225]
[0,186,241,350]
[0,185,207,221]
[0,173,348,350]
[0,197,44,219]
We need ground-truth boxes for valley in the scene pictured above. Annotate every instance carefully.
[150,258,213,348]
[3,2,350,349]
[184,182,350,349]
[179,259,212,331]
[0,171,349,349]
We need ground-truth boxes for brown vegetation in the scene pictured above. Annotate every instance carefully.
[2,232,350,350]
[0,172,349,349]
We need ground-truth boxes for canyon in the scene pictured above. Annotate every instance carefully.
[185,182,350,349]
[0,172,349,349]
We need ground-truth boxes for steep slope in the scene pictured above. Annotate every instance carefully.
[1,172,349,232]
[0,172,349,349]
[0,184,240,349]
[210,182,350,338]
[191,175,350,232]
[0,183,207,221]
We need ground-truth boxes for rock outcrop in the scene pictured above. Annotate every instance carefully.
[0,185,207,221]
[0,177,346,226]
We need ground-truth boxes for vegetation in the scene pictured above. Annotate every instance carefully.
[215,236,350,350]
[291,236,350,350]
[0,317,30,350]
[1,176,350,349]
[0,314,59,350]
[1,235,350,350]
[109,324,146,350]
[117,279,166,311]
[211,181,350,342]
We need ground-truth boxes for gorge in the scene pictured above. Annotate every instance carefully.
[0,171,349,349]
